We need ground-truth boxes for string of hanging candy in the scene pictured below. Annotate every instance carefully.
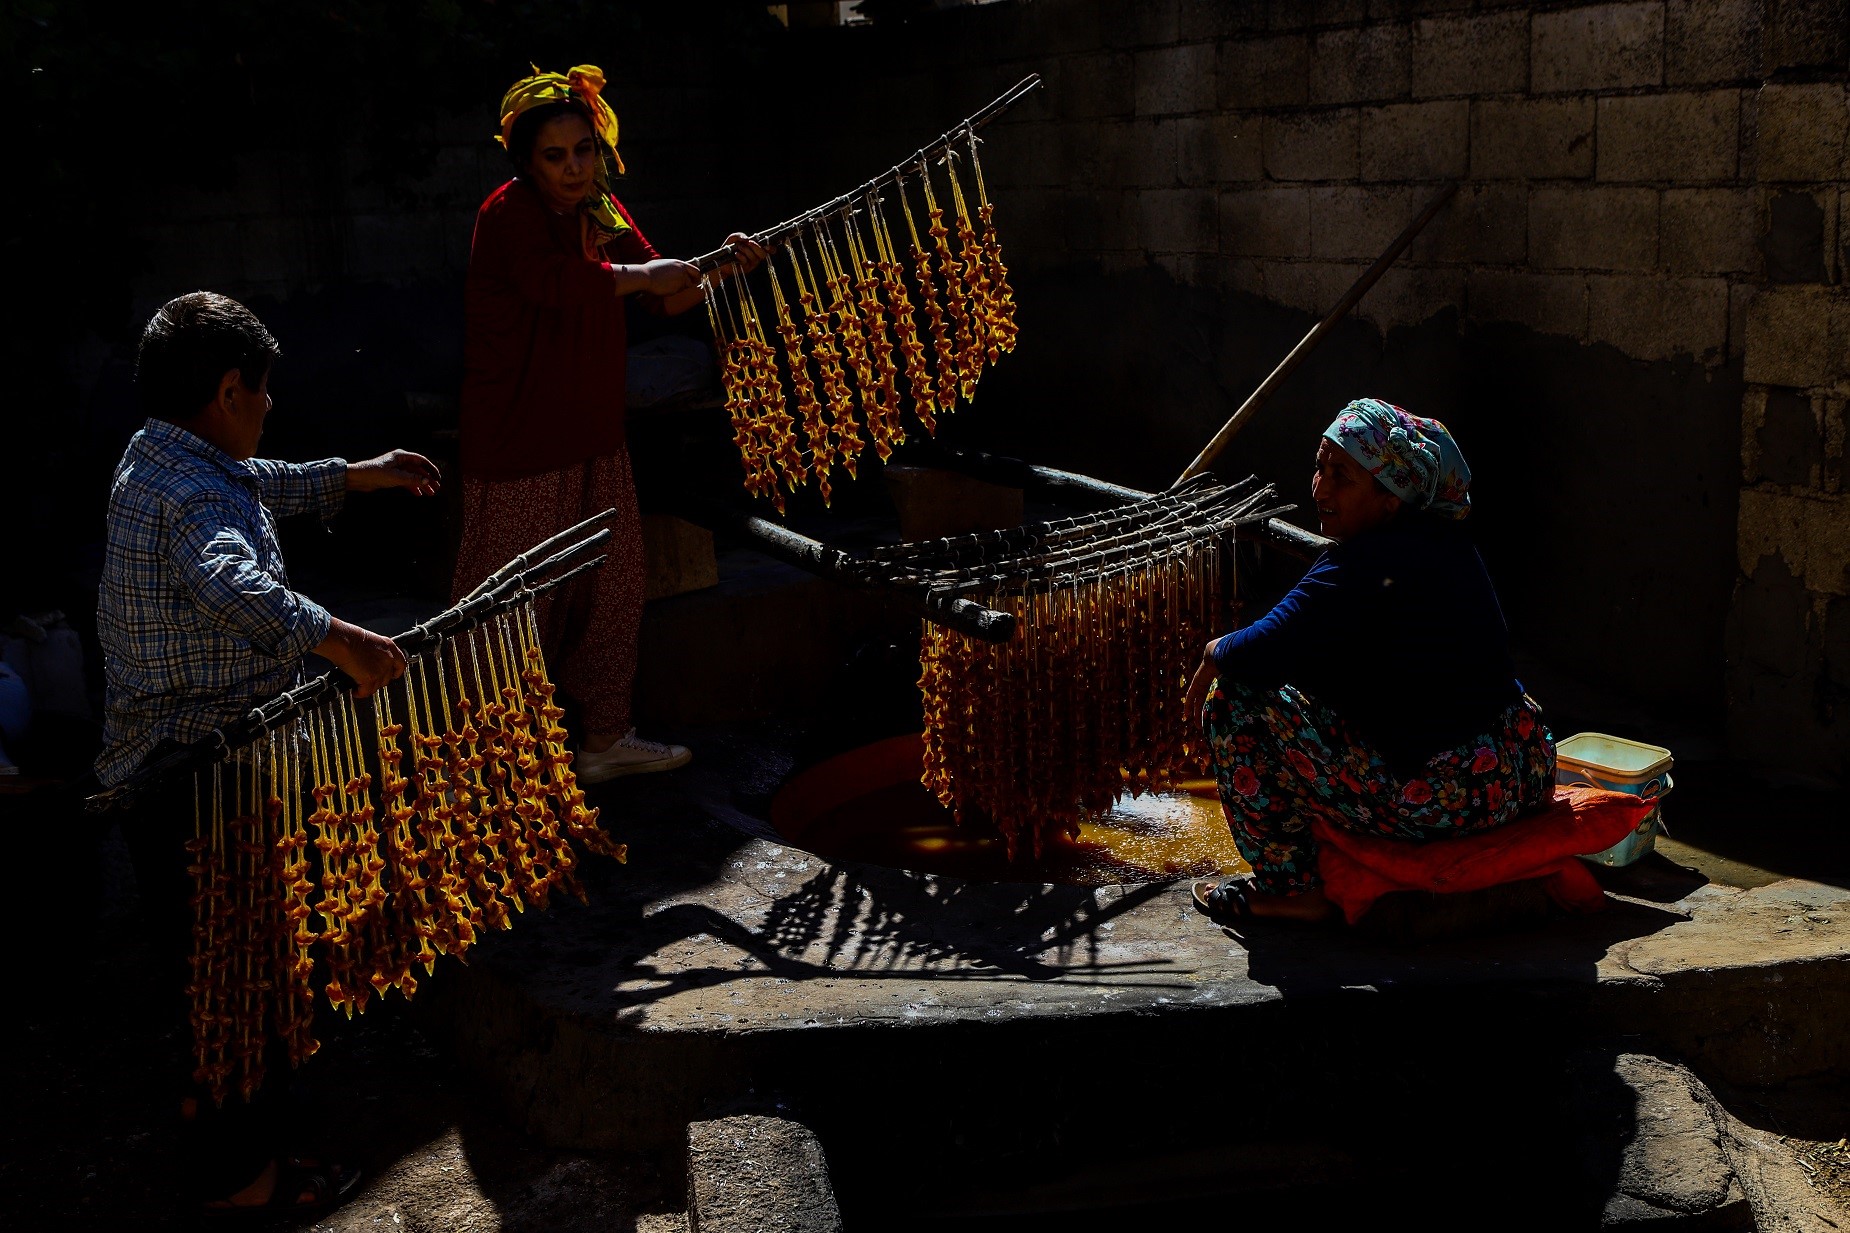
[97,517,624,1106]
[867,476,1289,861]
[180,596,626,1105]
[696,76,1037,512]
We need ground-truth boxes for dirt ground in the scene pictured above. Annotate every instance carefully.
[1,817,686,1233]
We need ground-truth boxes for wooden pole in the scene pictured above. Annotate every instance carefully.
[1172,182,1458,488]
[671,498,1018,642]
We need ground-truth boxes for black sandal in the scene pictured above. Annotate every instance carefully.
[204,1158,361,1218]
[1192,876,1256,924]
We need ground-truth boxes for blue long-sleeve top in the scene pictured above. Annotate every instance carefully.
[1212,514,1522,772]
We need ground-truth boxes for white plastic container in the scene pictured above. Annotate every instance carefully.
[1556,732,1673,867]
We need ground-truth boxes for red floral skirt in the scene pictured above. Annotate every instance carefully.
[1201,679,1556,895]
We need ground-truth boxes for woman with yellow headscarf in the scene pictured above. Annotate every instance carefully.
[452,65,764,782]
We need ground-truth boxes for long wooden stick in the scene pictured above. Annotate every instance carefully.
[671,498,1017,642]
[1172,182,1458,488]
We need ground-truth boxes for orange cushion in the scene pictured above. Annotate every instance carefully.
[1310,787,1656,925]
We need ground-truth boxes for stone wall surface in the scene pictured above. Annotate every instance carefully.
[758,0,1848,782]
[93,0,1850,780]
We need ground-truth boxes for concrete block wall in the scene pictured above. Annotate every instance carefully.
[969,0,1824,361]
[778,0,1844,781]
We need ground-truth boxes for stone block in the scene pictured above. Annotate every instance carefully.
[1054,50,1135,120]
[1153,251,1211,284]
[1221,186,1312,257]
[1314,0,1370,24]
[1467,269,1588,338]
[1261,259,1363,315]
[1597,90,1741,183]
[1760,188,1830,284]
[1218,34,1310,110]
[687,1116,843,1233]
[1206,254,1267,296]
[642,515,719,602]
[1269,0,1370,27]
[1763,0,1849,74]
[1662,187,1761,275]
[1531,2,1666,93]
[1139,187,1219,252]
[1354,265,1466,331]
[1565,1055,1754,1230]
[348,212,446,282]
[1409,182,1528,264]
[1134,42,1218,117]
[1729,280,1756,360]
[1179,0,1269,40]
[1309,23,1412,104]
[417,143,490,209]
[1829,590,1850,681]
[1060,187,1137,251]
[1528,186,1659,271]
[1095,250,1148,276]
[884,467,1025,542]
[1077,118,1181,188]
[1742,285,1840,388]
[1310,185,1418,259]
[1101,0,1180,47]
[1410,11,1529,98]
[1737,485,1850,597]
[1019,0,1103,56]
[1470,97,1596,179]
[1665,0,1762,85]
[1360,100,1468,181]
[1178,113,1265,183]
[987,120,1060,188]
[993,186,1064,256]
[1752,387,1825,487]
[1754,83,1849,183]
[1588,273,1730,363]
[1263,109,1361,181]
[239,218,308,288]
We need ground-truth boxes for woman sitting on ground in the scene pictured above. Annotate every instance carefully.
[1183,399,1556,925]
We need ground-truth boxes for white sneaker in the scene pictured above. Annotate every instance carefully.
[575,729,692,784]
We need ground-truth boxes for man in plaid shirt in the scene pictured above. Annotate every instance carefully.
[102,292,437,1215]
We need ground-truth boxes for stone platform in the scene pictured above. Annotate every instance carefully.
[427,731,1850,1197]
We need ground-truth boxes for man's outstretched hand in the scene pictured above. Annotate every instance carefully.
[347,450,441,496]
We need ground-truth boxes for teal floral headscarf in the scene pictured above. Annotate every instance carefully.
[1323,398,1473,520]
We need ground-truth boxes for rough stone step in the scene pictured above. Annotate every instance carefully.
[1569,1053,1755,1230]
[687,1115,843,1233]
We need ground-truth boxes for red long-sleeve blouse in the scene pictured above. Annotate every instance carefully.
[459,178,659,480]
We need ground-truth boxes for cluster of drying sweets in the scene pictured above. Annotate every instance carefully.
[183,603,624,1105]
[706,127,1016,511]
[858,477,1286,860]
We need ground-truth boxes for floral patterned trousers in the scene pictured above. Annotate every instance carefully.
[452,452,646,736]
[1202,679,1556,896]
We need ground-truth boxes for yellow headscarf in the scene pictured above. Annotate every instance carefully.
[496,64,631,245]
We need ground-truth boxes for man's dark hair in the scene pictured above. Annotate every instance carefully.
[136,292,280,423]
[507,100,591,173]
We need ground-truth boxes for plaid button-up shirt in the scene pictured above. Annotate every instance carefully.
[96,418,347,786]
